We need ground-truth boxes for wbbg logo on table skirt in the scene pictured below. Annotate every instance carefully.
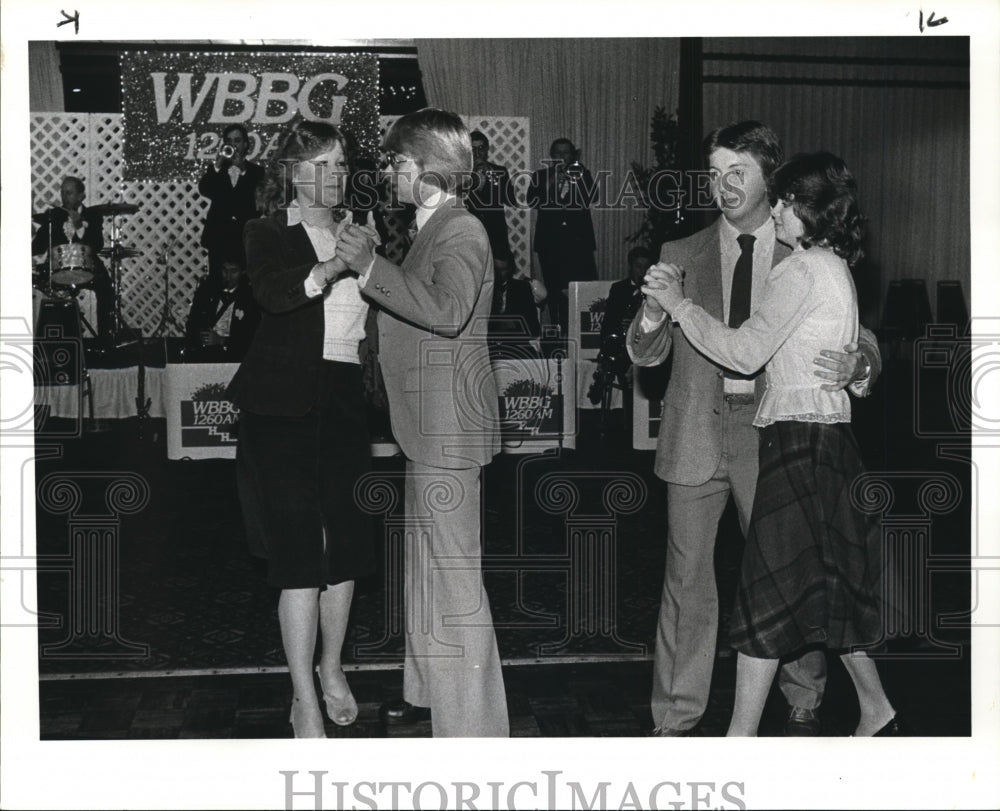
[180,381,239,447]
[499,379,561,438]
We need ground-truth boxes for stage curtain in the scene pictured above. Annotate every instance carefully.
[416,38,681,282]
[28,42,64,112]
[701,37,970,326]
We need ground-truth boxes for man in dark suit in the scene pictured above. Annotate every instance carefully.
[488,250,541,358]
[465,130,516,259]
[197,124,265,281]
[627,121,882,737]
[184,256,260,360]
[31,175,114,336]
[526,137,599,332]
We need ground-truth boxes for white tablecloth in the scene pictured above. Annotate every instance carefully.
[35,366,166,420]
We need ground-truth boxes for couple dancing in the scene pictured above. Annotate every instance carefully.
[630,121,904,737]
[227,109,507,738]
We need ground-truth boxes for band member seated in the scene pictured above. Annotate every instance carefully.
[184,256,260,360]
[30,176,114,337]
[588,246,655,422]
[488,250,541,359]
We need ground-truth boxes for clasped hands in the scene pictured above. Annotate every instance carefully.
[640,262,685,318]
[312,213,380,288]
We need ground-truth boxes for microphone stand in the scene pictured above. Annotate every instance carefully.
[151,240,184,338]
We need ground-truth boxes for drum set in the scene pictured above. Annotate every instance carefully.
[32,202,141,346]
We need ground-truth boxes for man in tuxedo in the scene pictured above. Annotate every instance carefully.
[602,246,655,360]
[465,130,516,259]
[591,246,655,416]
[526,137,598,332]
[184,257,260,360]
[31,175,114,336]
[627,121,882,737]
[488,250,541,359]
[197,124,265,281]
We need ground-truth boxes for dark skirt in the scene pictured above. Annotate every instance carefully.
[236,361,374,589]
[728,420,884,658]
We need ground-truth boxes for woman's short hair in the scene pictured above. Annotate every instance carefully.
[258,119,347,214]
[769,151,865,266]
[384,108,471,194]
[703,120,783,179]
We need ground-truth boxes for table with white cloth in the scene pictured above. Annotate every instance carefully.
[34,364,166,420]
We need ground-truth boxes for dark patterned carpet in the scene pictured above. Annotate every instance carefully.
[35,355,972,691]
[34,414,690,675]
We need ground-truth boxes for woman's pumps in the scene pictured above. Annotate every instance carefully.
[319,671,359,726]
[289,697,327,738]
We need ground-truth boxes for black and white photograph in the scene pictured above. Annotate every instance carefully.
[1,1,998,808]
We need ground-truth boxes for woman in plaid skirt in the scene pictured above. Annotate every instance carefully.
[643,152,902,737]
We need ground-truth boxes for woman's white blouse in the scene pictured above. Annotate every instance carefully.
[672,246,859,427]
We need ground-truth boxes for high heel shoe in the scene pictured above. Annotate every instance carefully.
[873,714,913,736]
[289,697,327,738]
[319,671,358,726]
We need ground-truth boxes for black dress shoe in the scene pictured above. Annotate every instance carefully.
[785,706,821,736]
[873,714,912,736]
[379,699,431,725]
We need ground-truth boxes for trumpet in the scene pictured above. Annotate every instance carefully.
[220,144,236,160]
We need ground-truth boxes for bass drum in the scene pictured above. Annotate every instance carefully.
[51,243,94,286]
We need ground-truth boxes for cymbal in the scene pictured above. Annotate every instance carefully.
[98,246,142,259]
[89,202,140,217]
[32,210,58,224]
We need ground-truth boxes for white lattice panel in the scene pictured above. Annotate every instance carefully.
[30,116,91,209]
[462,116,531,275]
[30,113,530,335]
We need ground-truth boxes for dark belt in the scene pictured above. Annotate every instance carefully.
[723,392,755,405]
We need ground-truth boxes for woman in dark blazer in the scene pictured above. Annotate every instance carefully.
[227,120,374,738]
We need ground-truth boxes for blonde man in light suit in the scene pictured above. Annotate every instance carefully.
[336,108,508,737]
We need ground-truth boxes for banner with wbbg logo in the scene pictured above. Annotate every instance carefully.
[120,51,380,180]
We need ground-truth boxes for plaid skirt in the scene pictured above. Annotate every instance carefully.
[728,420,884,658]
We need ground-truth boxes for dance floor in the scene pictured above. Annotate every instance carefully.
[32,346,973,738]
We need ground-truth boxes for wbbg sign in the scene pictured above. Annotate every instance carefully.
[121,51,379,180]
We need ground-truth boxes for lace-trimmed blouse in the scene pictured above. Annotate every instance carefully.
[672,245,859,427]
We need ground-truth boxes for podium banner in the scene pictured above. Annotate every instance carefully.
[164,362,240,459]
[568,281,622,411]
[492,357,576,452]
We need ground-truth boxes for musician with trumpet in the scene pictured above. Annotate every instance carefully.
[197,124,265,282]
[31,175,114,337]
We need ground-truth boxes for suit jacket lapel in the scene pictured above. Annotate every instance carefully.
[694,219,724,321]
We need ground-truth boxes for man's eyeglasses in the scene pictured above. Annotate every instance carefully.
[382,153,415,169]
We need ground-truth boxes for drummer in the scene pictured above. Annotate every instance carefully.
[31,176,114,337]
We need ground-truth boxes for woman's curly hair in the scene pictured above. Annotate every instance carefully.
[768,151,865,267]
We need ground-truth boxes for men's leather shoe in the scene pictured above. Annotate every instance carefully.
[873,714,912,736]
[379,699,431,725]
[785,706,821,736]
[651,725,691,737]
